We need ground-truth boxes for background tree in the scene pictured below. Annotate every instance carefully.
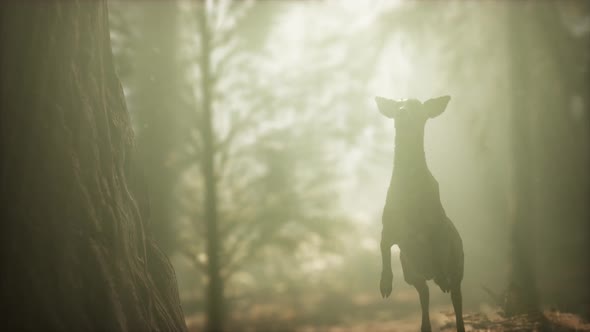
[523,1,590,315]
[504,1,539,315]
[0,1,186,330]
[173,1,382,330]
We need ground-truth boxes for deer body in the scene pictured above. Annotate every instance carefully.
[376,96,464,332]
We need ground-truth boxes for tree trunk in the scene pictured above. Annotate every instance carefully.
[529,2,590,315]
[505,1,540,316]
[196,5,224,332]
[0,2,187,331]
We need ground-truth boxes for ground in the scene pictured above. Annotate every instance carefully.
[184,288,590,331]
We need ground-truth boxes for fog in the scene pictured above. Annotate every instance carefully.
[109,1,590,330]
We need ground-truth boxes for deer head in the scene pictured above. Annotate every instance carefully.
[374,96,451,124]
[374,95,451,165]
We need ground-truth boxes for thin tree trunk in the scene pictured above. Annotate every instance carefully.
[0,2,187,330]
[196,5,224,332]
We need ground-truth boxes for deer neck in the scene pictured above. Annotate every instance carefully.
[393,128,429,175]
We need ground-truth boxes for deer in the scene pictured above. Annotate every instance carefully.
[375,96,465,332]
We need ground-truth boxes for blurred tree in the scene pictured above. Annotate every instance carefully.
[0,1,186,330]
[504,1,539,316]
[109,1,188,254]
[505,0,590,316]
[525,1,590,315]
[176,1,374,330]
[194,3,223,331]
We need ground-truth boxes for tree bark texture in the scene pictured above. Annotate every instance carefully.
[0,2,187,331]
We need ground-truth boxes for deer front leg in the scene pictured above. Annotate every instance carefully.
[380,233,393,298]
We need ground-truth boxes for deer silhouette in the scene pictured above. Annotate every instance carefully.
[375,96,465,332]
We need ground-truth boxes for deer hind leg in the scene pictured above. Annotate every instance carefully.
[448,218,465,332]
[451,284,465,332]
[401,252,431,332]
[415,280,432,332]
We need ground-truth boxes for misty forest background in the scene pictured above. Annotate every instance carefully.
[106,0,590,330]
[1,0,589,331]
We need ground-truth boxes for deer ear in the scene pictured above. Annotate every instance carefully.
[424,95,451,118]
[375,96,402,119]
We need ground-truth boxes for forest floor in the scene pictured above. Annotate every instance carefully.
[186,308,590,332]
[297,311,590,332]
[184,287,590,331]
[438,310,590,332]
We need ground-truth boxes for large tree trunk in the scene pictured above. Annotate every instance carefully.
[0,2,187,331]
[529,2,590,315]
[504,1,590,317]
